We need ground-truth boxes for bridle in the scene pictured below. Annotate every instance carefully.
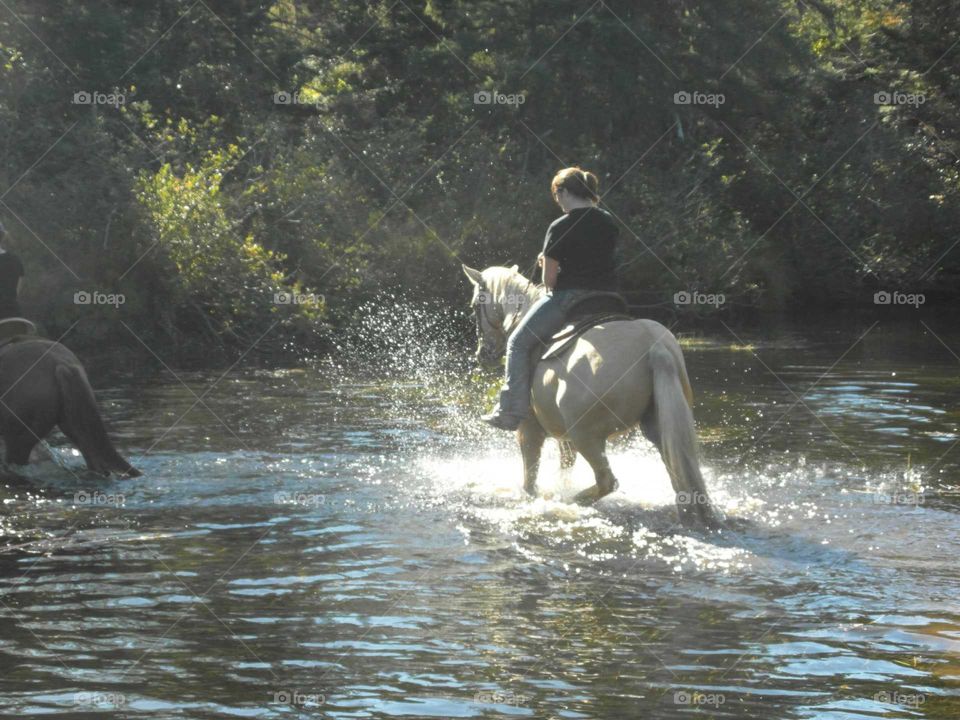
[470,270,545,363]
[472,285,523,362]
[473,285,523,337]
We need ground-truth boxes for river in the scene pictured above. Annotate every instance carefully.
[1,312,958,718]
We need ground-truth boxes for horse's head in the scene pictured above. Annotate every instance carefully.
[462,264,506,367]
[462,263,535,368]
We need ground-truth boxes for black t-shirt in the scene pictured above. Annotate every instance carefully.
[0,251,24,317]
[542,206,619,291]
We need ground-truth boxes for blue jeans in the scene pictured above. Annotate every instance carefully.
[496,289,593,418]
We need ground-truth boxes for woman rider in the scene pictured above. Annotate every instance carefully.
[482,167,620,430]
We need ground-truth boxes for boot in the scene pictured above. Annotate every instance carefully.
[481,403,527,431]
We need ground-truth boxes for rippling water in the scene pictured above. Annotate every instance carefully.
[1,317,959,718]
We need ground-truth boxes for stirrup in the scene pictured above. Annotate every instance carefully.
[480,410,525,431]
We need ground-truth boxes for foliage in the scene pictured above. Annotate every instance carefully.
[136,141,323,350]
[0,0,957,361]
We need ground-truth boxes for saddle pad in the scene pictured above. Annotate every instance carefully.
[541,313,634,361]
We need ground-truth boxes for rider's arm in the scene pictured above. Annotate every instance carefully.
[541,215,567,290]
[541,255,560,289]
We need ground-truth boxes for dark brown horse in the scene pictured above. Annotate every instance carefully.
[0,335,140,476]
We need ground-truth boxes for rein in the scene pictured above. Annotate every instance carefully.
[476,275,542,339]
[502,302,524,337]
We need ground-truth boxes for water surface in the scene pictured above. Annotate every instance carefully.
[1,317,959,718]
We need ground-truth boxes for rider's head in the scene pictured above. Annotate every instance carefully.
[551,167,599,209]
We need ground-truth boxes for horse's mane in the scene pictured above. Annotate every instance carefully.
[483,266,544,307]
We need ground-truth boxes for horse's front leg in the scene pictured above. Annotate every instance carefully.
[517,418,546,496]
[558,440,576,476]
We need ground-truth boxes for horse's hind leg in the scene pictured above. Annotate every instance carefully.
[568,430,618,505]
[3,428,43,466]
[517,418,546,496]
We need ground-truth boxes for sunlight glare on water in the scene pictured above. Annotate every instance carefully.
[417,441,757,574]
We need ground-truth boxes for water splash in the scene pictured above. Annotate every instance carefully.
[325,292,471,384]
[414,438,759,571]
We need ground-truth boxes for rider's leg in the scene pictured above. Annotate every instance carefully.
[484,293,571,429]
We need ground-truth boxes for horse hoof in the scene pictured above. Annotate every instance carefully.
[573,488,600,505]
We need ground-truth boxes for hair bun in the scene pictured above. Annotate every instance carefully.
[582,171,599,196]
[550,166,601,202]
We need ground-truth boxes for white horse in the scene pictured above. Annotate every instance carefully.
[463,264,723,528]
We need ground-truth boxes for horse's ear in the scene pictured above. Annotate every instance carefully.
[462,264,483,285]
[510,264,519,273]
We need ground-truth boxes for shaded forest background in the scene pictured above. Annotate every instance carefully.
[0,0,957,361]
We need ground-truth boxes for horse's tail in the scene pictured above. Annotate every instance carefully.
[650,342,723,529]
[55,364,141,477]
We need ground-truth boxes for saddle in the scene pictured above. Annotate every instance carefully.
[0,317,37,350]
[540,292,633,361]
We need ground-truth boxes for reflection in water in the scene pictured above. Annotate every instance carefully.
[1,317,959,717]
